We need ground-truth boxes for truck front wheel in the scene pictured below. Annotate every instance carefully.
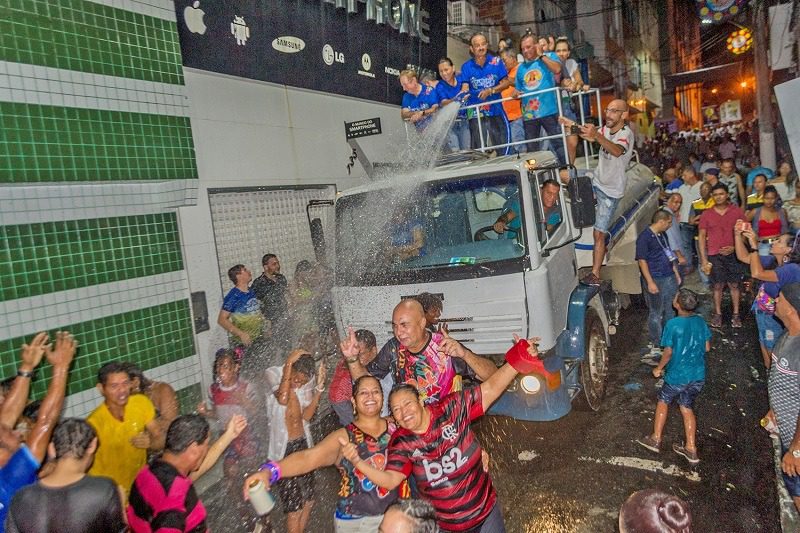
[574,308,608,411]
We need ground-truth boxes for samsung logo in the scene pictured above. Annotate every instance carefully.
[272,36,306,53]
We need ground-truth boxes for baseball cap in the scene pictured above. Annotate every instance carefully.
[780,282,800,311]
[704,168,719,177]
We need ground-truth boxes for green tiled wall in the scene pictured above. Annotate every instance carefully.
[0,299,195,399]
[176,383,203,415]
[1,0,183,85]
[0,103,197,183]
[1,213,184,302]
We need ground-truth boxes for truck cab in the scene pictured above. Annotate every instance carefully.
[332,148,659,421]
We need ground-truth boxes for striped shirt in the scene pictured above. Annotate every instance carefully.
[386,387,496,531]
[769,334,800,448]
[127,460,207,533]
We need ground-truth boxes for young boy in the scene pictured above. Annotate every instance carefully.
[637,289,711,464]
[264,350,325,533]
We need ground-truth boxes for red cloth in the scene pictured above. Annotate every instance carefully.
[328,360,353,403]
[699,204,745,256]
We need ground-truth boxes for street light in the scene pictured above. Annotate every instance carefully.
[740,81,747,88]
[711,88,718,94]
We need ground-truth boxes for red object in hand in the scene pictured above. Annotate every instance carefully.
[505,339,540,374]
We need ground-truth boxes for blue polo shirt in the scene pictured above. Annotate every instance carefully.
[460,54,508,118]
[402,84,439,131]
[515,53,559,120]
[435,76,468,119]
[635,228,674,278]
[0,446,39,533]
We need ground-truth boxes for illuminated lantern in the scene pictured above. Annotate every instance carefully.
[726,28,753,55]
[696,0,746,24]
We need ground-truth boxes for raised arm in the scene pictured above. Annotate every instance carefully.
[191,414,247,481]
[27,332,76,463]
[342,327,369,380]
[479,334,538,411]
[438,333,497,381]
[0,332,48,428]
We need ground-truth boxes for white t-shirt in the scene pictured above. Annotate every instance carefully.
[264,365,315,461]
[677,181,702,222]
[595,125,634,198]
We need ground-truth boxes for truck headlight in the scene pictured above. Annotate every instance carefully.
[519,375,543,395]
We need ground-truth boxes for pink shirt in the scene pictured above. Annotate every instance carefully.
[699,204,745,255]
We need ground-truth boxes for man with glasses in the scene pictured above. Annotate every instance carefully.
[576,99,634,286]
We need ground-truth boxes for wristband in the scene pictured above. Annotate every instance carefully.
[259,461,282,485]
[345,356,359,365]
[16,369,34,379]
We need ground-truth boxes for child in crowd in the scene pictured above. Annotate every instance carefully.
[264,350,325,533]
[198,349,260,522]
[637,289,711,464]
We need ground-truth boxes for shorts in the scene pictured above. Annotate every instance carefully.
[755,308,784,350]
[782,446,800,497]
[709,254,744,285]
[657,380,704,409]
[593,186,621,234]
[276,437,315,513]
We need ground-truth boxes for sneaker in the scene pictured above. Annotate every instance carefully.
[581,272,601,286]
[673,443,700,464]
[710,314,723,328]
[731,314,742,328]
[636,435,661,453]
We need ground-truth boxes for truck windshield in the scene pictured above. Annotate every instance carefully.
[336,173,526,286]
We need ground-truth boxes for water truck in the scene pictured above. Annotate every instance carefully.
[328,90,659,421]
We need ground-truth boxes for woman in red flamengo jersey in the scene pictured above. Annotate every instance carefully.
[339,335,539,533]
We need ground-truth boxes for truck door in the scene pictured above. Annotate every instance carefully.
[521,170,575,349]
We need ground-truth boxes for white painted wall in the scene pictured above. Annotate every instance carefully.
[177,68,408,386]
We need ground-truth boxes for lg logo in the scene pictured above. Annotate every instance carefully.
[322,44,344,65]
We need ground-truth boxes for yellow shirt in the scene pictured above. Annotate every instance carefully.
[87,394,155,494]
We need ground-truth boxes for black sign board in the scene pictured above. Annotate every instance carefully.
[175,0,447,105]
[345,118,382,139]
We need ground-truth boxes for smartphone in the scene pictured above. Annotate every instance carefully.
[570,124,581,135]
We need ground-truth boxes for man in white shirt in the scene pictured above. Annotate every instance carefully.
[576,99,635,285]
[676,168,702,272]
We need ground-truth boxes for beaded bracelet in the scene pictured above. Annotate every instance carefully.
[258,461,281,484]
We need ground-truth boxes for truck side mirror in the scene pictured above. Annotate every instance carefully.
[567,175,596,229]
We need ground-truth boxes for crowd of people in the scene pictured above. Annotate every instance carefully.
[3,27,800,533]
[632,111,800,511]
[400,31,588,165]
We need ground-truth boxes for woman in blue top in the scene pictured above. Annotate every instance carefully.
[435,58,471,152]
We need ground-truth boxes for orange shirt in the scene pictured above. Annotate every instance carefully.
[501,64,522,121]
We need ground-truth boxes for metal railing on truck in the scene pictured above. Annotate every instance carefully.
[459,86,603,169]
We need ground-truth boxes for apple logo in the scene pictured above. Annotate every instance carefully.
[184,1,207,35]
